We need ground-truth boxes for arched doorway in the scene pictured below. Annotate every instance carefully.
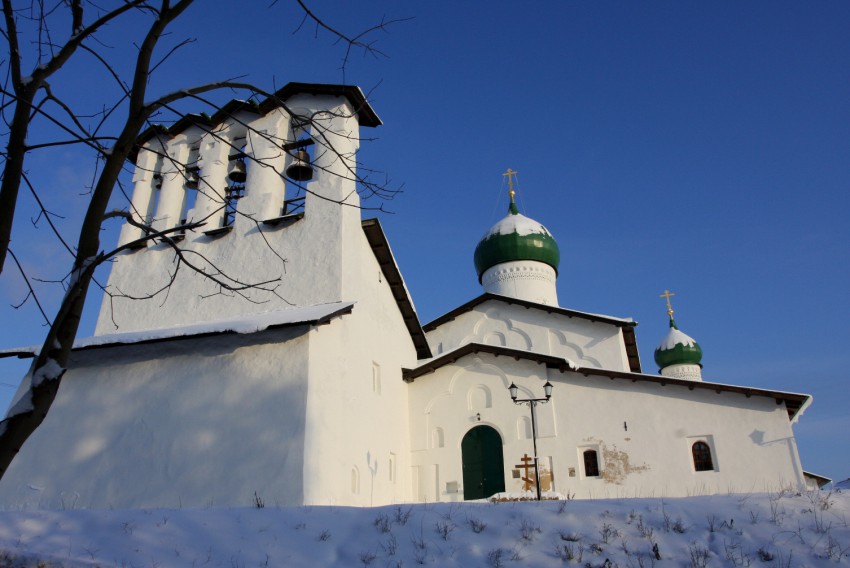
[461,425,505,500]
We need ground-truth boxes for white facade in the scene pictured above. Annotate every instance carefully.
[0,83,813,509]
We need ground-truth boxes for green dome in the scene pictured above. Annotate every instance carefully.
[654,320,703,370]
[473,205,560,282]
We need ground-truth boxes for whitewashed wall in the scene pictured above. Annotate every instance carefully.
[426,300,632,372]
[301,220,419,506]
[407,352,805,502]
[0,328,312,509]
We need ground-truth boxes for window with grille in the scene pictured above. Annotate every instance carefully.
[692,441,714,471]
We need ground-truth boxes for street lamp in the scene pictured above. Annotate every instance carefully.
[508,380,554,501]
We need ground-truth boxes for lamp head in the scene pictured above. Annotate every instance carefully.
[543,381,553,400]
[508,382,518,401]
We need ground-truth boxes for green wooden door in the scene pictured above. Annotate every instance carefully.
[462,426,506,500]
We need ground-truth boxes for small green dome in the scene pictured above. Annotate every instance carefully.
[473,205,560,282]
[654,320,703,370]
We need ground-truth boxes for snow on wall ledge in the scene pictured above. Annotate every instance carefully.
[0,302,354,357]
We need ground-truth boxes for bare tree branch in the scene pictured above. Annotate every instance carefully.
[7,248,51,325]
[0,0,150,273]
[0,0,408,481]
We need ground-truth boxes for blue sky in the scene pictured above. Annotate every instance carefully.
[1,1,848,481]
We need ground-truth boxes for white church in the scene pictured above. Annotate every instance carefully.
[0,83,818,509]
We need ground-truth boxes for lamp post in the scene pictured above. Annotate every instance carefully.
[508,380,554,501]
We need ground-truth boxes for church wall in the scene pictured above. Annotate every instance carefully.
[0,328,312,509]
[96,95,362,335]
[407,353,805,503]
[426,301,630,371]
[301,226,418,506]
[407,356,549,502]
[545,372,805,498]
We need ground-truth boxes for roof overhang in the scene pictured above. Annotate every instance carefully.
[803,471,833,489]
[402,342,811,421]
[423,293,641,373]
[362,218,431,360]
[0,301,354,358]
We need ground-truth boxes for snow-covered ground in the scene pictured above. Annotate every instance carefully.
[1,490,848,567]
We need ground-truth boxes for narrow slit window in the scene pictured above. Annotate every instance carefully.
[372,363,381,394]
[351,467,360,494]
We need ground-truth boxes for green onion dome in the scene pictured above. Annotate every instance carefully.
[654,320,703,370]
[473,203,560,282]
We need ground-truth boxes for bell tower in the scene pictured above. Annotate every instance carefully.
[96,83,381,335]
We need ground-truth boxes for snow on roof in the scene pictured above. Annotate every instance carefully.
[481,212,552,239]
[657,327,698,350]
[0,302,354,358]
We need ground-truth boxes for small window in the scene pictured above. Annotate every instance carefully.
[351,467,360,494]
[372,363,381,394]
[583,449,600,477]
[432,427,444,449]
[692,441,714,471]
[389,453,397,483]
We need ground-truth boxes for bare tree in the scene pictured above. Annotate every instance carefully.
[0,1,406,478]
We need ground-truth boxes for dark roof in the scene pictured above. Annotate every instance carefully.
[402,342,810,421]
[803,471,832,488]
[265,83,381,127]
[423,293,641,373]
[362,219,431,360]
[134,82,381,159]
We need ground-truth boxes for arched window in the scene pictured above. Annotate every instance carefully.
[692,441,714,471]
[351,467,360,494]
[583,449,600,477]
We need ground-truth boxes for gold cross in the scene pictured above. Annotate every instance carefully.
[503,168,518,203]
[660,289,675,321]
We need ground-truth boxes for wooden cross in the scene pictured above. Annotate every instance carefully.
[659,289,675,321]
[514,453,535,491]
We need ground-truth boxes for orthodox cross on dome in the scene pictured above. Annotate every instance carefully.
[503,168,519,214]
[660,289,676,322]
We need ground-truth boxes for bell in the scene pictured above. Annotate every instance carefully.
[185,167,200,189]
[286,149,313,181]
[227,158,247,183]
